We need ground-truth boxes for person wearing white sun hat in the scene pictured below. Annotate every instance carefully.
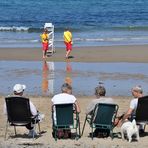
[12,84,38,116]
[13,84,26,93]
[4,84,44,137]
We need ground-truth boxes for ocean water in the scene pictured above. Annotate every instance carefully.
[0,0,148,47]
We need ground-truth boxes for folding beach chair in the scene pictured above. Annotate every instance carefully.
[135,96,148,131]
[52,103,81,141]
[4,96,41,140]
[82,103,119,139]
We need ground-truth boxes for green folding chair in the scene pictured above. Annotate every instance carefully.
[82,103,119,139]
[52,103,81,141]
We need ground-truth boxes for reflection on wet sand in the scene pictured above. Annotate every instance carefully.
[65,59,72,86]
[42,61,49,95]
[1,61,148,96]
[42,60,54,96]
[99,72,148,81]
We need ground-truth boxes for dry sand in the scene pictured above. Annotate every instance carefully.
[0,45,148,147]
[0,96,148,148]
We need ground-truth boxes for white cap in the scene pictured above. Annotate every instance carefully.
[13,84,26,93]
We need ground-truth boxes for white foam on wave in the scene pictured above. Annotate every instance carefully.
[74,37,124,42]
[0,39,39,43]
[0,26,29,32]
[106,38,125,41]
[85,38,104,41]
[54,37,148,43]
[131,37,148,40]
[30,40,39,42]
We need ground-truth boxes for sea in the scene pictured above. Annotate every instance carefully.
[1,0,148,48]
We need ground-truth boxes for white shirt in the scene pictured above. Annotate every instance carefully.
[51,93,77,124]
[86,97,114,115]
[130,98,138,116]
[51,93,77,104]
[28,101,38,116]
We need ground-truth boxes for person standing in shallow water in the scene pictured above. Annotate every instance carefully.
[40,28,49,59]
[63,28,73,58]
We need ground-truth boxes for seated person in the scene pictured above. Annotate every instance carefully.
[117,85,145,134]
[51,83,80,138]
[86,85,114,137]
[4,84,44,137]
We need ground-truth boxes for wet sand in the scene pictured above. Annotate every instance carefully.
[0,45,148,62]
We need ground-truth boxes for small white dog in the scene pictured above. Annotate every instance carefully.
[121,119,139,142]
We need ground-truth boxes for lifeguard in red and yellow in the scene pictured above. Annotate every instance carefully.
[40,28,49,58]
[63,29,73,58]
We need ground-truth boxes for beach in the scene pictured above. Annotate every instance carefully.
[0,45,148,147]
[1,0,148,147]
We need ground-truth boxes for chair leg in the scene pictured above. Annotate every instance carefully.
[38,122,41,134]
[52,126,57,141]
[55,129,57,141]
[34,121,38,139]
[144,124,146,131]
[76,127,78,140]
[110,129,113,140]
[78,117,81,137]
[14,126,17,135]
[32,118,37,139]
[81,117,87,136]
[4,121,9,140]
[91,127,93,140]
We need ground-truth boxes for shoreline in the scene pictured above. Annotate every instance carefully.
[0,44,148,63]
